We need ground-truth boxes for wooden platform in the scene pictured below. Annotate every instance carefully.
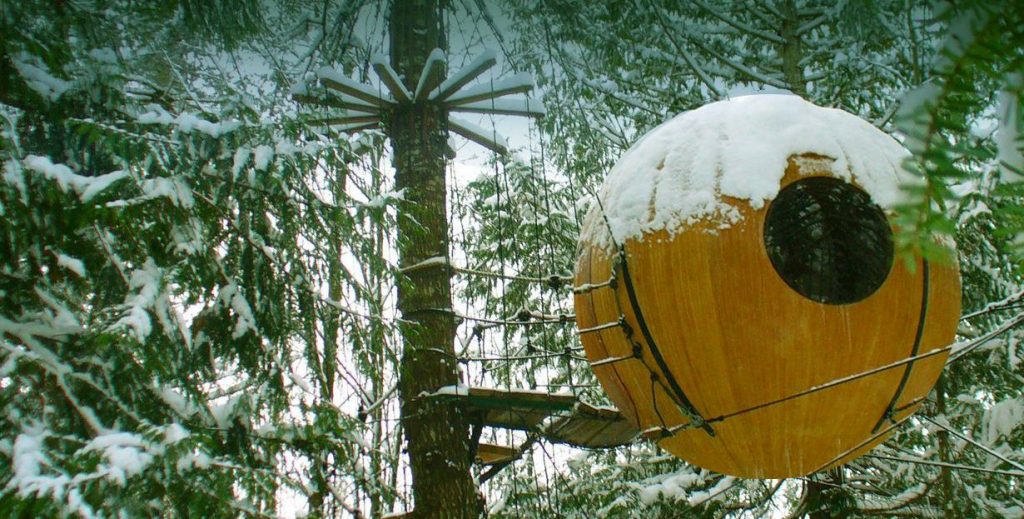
[431,386,639,449]
[475,443,521,465]
[545,402,639,448]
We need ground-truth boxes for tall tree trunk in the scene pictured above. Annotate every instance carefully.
[389,1,482,516]
[799,468,849,519]
[802,479,827,519]
[778,0,807,97]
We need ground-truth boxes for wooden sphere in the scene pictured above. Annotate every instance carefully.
[574,96,960,478]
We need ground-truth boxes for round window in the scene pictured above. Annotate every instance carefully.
[763,177,894,305]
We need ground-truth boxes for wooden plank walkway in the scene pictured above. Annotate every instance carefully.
[432,386,639,450]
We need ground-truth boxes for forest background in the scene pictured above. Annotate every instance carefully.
[1,0,1023,517]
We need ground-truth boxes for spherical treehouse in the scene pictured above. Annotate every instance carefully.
[573,95,960,479]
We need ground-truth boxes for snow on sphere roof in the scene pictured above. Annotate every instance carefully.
[593,94,912,245]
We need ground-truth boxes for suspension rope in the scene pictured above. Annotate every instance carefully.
[865,454,1024,478]
[656,348,949,437]
[574,194,715,436]
[809,413,917,475]
[615,243,715,436]
[526,95,574,400]
[919,415,1024,472]
[960,287,1024,321]
[460,351,589,363]
[401,255,572,287]
[947,311,1024,363]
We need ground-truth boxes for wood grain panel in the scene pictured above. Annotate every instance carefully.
[574,154,961,478]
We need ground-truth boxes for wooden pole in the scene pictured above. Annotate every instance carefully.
[389,1,482,516]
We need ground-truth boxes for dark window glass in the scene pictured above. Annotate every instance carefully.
[763,176,893,305]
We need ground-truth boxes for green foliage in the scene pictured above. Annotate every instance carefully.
[3,0,1024,517]
[1,1,401,516]
[495,0,1024,517]
[491,445,781,518]
[453,154,591,395]
[893,2,1024,263]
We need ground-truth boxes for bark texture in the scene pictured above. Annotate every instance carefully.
[389,1,482,517]
[778,0,807,97]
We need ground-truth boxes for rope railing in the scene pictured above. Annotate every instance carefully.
[400,255,572,287]
[459,351,589,363]
[919,415,1024,472]
[453,265,572,288]
[406,307,573,326]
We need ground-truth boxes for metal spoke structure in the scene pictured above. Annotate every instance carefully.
[296,49,543,155]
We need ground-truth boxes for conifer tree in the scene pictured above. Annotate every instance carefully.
[2,0,1022,517]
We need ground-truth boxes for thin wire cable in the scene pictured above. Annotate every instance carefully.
[665,347,951,434]
[960,287,1024,321]
[948,311,1024,363]
[865,454,1024,477]
[919,415,1024,472]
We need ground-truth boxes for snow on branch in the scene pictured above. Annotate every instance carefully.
[579,77,660,116]
[11,52,71,101]
[292,93,380,114]
[399,255,449,274]
[21,155,128,203]
[135,106,242,137]
[691,0,785,44]
[856,481,932,513]
[313,113,382,128]
[640,44,723,98]
[687,36,788,89]
[321,122,382,135]
[796,14,829,36]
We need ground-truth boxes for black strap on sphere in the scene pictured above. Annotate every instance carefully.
[616,245,716,437]
[872,259,931,433]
